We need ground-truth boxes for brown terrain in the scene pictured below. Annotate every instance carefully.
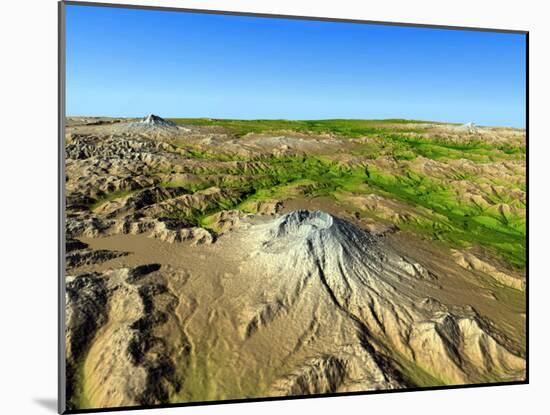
[64,115,526,410]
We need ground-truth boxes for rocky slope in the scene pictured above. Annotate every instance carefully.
[65,211,525,409]
[241,211,525,389]
[66,264,189,408]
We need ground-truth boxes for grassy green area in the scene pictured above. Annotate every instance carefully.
[392,351,448,387]
[164,193,254,228]
[90,150,525,269]
[347,135,524,163]
[169,118,524,164]
[379,134,525,162]
[90,119,525,269]
[181,147,247,162]
[71,358,94,410]
[362,166,526,268]
[169,118,431,138]
[161,154,524,268]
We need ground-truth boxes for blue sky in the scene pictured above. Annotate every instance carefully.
[66,5,526,127]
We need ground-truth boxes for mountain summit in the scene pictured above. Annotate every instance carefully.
[138,114,176,127]
[238,210,525,391]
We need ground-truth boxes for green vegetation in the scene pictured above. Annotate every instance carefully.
[379,134,525,162]
[347,135,524,163]
[71,357,94,409]
[362,166,526,268]
[158,152,524,268]
[163,189,254,228]
[92,119,525,269]
[170,118,524,163]
[169,118,430,138]
[392,351,448,387]
[181,147,247,162]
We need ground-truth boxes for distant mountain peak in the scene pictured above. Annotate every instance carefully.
[137,114,176,127]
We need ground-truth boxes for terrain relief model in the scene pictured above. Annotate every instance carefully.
[64,115,526,410]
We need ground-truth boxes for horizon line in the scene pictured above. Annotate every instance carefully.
[64,115,525,129]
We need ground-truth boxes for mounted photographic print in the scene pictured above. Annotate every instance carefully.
[59,1,528,413]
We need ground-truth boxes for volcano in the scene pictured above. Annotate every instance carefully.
[64,209,526,407]
[239,211,525,390]
[136,114,177,128]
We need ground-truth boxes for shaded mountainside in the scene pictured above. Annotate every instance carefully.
[65,211,525,409]
[66,264,190,409]
[242,211,525,389]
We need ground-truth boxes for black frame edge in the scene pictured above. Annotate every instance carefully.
[64,381,528,414]
[58,1,67,414]
[525,31,530,384]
